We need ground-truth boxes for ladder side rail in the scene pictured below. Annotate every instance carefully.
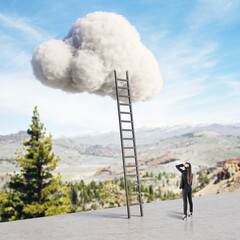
[114,70,131,219]
[126,70,143,217]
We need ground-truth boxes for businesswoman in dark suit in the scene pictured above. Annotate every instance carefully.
[176,162,193,220]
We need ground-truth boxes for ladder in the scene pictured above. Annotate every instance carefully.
[114,70,143,218]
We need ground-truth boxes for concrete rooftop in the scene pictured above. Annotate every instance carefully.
[0,191,239,240]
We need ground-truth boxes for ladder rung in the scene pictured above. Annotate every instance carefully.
[129,203,141,206]
[117,78,128,82]
[120,103,130,106]
[127,183,139,187]
[124,147,135,149]
[120,111,131,114]
[119,95,130,98]
[126,164,137,168]
[122,129,133,131]
[128,193,140,196]
[118,86,129,90]
[121,120,132,123]
[126,174,138,177]
[124,156,136,158]
[123,138,134,140]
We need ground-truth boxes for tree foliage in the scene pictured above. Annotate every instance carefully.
[0,107,71,222]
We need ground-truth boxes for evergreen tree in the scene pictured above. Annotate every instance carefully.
[149,185,154,195]
[70,186,78,205]
[119,177,125,190]
[1,107,71,221]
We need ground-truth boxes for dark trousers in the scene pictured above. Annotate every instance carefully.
[182,188,193,215]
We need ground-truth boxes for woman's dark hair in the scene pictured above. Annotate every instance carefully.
[186,162,192,184]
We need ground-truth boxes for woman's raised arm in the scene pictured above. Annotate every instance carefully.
[176,163,185,173]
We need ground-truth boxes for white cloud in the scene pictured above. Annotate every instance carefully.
[31,12,163,102]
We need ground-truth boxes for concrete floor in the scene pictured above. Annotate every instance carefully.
[0,191,239,240]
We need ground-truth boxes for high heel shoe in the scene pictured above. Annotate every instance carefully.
[188,212,193,217]
[182,214,187,220]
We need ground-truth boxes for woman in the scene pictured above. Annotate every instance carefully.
[176,162,193,220]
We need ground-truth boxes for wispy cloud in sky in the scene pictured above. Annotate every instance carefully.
[0,12,54,73]
[0,13,52,43]
[0,34,30,71]
[225,80,240,97]
[188,0,240,29]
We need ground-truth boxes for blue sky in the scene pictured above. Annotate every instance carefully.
[0,0,240,137]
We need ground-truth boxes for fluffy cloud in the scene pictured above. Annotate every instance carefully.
[31,11,163,102]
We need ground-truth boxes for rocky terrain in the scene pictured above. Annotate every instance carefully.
[195,158,240,196]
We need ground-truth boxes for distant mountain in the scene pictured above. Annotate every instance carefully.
[1,123,240,146]
[0,131,28,143]
[62,123,240,146]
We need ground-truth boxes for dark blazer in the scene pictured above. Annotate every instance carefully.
[176,164,192,190]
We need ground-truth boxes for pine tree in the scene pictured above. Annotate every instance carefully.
[158,172,162,180]
[70,186,78,205]
[1,106,71,221]
[149,185,154,195]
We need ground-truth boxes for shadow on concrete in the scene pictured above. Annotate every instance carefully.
[166,210,183,220]
[82,212,139,219]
